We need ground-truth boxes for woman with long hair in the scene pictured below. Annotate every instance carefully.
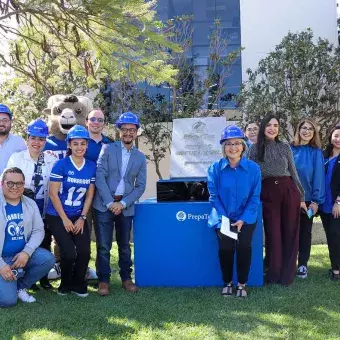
[45,125,96,297]
[6,119,57,289]
[291,119,325,279]
[248,113,304,285]
[208,125,261,297]
[319,126,340,280]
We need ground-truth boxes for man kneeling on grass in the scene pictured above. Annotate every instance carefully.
[0,167,55,307]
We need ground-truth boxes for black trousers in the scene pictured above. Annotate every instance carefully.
[320,212,340,270]
[298,202,314,267]
[38,219,53,281]
[216,222,256,285]
[46,214,90,292]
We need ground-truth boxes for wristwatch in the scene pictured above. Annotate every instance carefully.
[80,215,87,220]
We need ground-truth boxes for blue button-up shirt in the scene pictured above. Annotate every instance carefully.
[84,134,113,163]
[115,142,134,197]
[207,157,261,226]
[0,133,27,174]
[321,157,337,214]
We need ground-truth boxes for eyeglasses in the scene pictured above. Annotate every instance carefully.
[246,127,259,132]
[4,181,24,188]
[225,142,243,147]
[121,128,137,134]
[300,126,314,132]
[87,117,105,123]
[0,118,11,123]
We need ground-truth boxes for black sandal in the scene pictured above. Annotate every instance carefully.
[236,285,247,298]
[221,283,233,296]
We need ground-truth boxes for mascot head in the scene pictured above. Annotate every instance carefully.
[44,94,93,139]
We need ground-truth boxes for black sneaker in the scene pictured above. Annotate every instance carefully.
[57,287,70,296]
[331,271,340,281]
[40,277,53,290]
[296,265,308,279]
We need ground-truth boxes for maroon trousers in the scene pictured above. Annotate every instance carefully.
[261,177,300,285]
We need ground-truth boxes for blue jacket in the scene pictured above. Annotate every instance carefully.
[207,157,261,227]
[291,145,325,204]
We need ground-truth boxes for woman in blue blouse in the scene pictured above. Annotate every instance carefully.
[291,119,325,279]
[207,125,261,297]
[319,126,340,280]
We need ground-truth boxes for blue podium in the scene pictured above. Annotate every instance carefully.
[134,200,263,287]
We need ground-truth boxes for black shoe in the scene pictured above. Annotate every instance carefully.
[331,271,340,281]
[57,286,70,296]
[40,278,53,290]
[30,284,40,291]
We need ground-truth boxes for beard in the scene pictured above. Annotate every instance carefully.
[0,127,10,136]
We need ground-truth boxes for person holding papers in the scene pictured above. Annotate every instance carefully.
[207,125,261,298]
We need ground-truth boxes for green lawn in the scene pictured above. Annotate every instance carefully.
[1,244,340,340]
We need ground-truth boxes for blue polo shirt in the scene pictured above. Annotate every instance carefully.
[2,202,25,257]
[84,134,114,163]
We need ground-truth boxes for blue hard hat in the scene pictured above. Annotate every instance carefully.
[66,125,90,142]
[220,125,245,144]
[27,119,49,138]
[116,112,140,129]
[0,103,12,119]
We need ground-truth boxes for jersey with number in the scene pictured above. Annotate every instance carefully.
[44,135,68,160]
[46,156,96,217]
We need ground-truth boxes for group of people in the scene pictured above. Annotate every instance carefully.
[208,114,340,297]
[0,104,146,307]
[1,101,339,306]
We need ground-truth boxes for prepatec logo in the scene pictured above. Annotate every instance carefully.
[176,211,187,221]
[176,211,208,222]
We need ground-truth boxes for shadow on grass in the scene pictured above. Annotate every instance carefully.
[1,245,340,340]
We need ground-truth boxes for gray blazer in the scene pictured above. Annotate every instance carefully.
[93,142,147,216]
[0,190,45,269]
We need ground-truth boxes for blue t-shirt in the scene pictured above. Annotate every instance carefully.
[321,157,337,214]
[2,202,26,257]
[33,163,45,215]
[85,135,113,163]
[44,135,67,160]
[46,156,96,217]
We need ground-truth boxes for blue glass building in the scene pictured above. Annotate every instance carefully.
[152,0,242,109]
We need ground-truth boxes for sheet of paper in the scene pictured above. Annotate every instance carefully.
[221,215,238,240]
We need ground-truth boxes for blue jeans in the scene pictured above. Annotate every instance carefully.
[94,209,133,283]
[0,248,55,307]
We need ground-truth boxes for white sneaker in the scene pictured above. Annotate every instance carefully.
[86,267,98,280]
[48,262,61,280]
[71,290,89,298]
[296,265,308,279]
[18,289,36,303]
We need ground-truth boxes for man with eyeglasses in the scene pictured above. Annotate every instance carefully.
[0,167,55,307]
[85,109,114,163]
[93,112,146,295]
[0,104,27,174]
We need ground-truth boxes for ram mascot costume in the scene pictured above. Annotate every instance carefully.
[44,94,97,280]
[44,94,93,158]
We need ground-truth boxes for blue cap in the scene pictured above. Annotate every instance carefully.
[66,125,90,142]
[220,125,245,144]
[27,119,49,138]
[116,112,140,129]
[0,104,12,119]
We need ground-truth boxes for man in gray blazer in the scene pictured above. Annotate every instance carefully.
[93,112,146,295]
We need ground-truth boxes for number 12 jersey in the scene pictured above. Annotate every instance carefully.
[46,156,96,217]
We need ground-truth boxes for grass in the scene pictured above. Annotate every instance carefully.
[1,244,340,340]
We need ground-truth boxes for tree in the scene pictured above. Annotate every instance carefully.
[0,0,178,95]
[238,29,340,143]
[104,18,242,179]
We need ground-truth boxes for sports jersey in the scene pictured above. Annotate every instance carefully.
[46,156,96,217]
[44,135,68,160]
[2,202,25,257]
